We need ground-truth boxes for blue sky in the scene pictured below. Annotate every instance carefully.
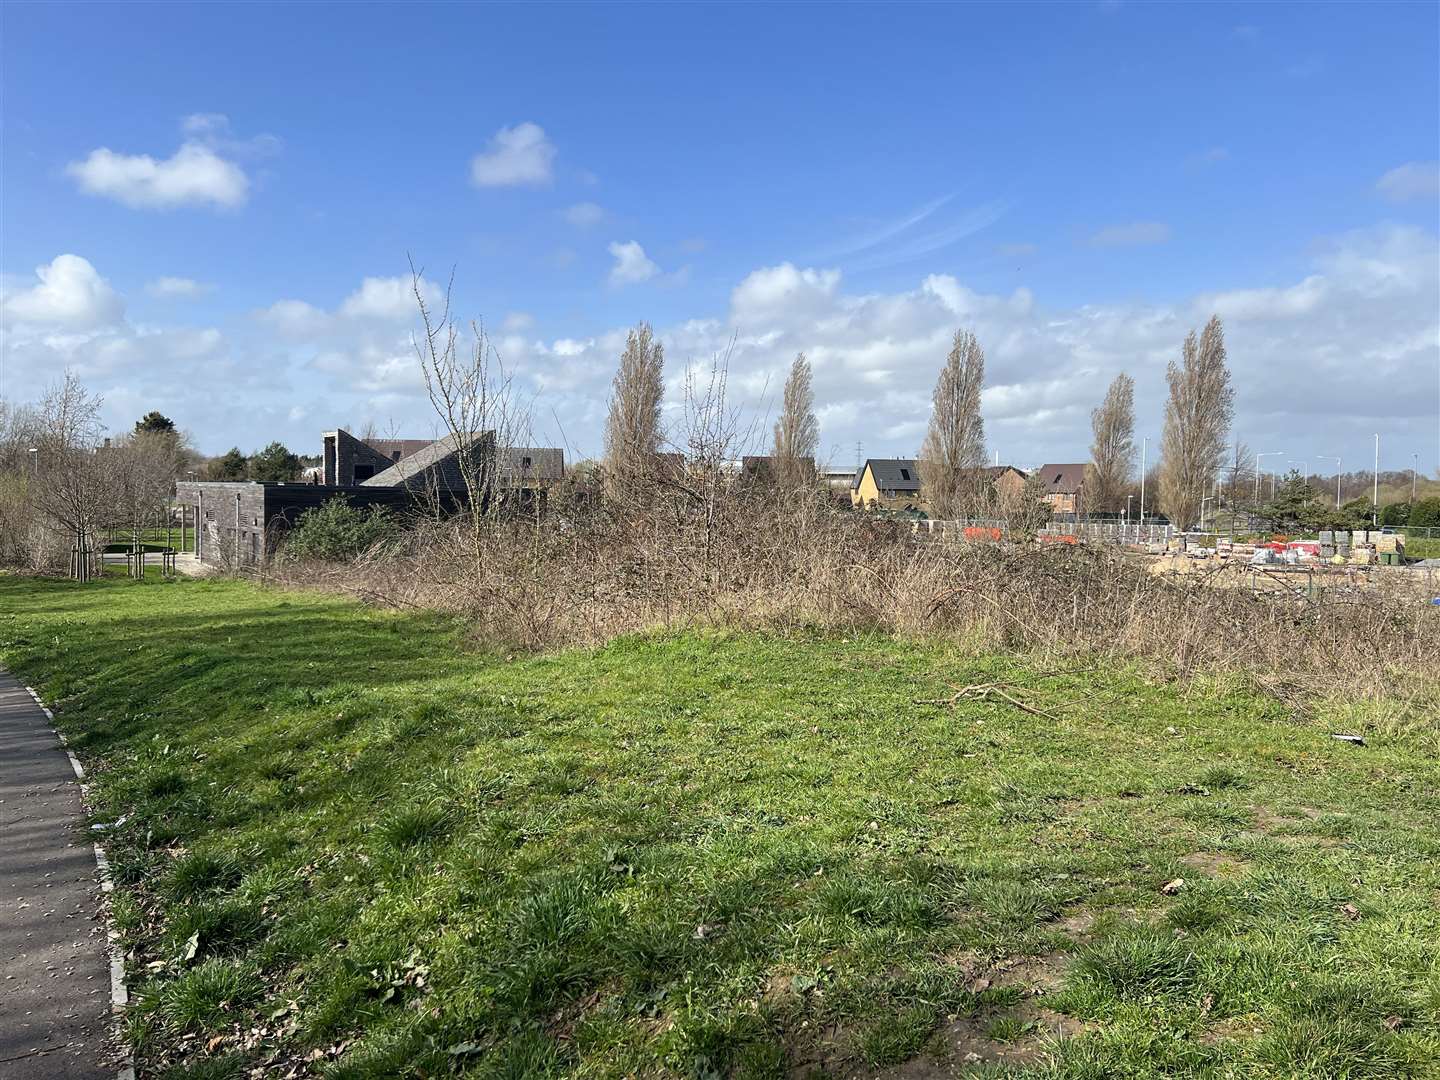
[3,1,1437,475]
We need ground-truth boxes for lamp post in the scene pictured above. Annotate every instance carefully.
[1201,495,1215,531]
[1126,494,1134,525]
[27,447,38,477]
[1139,436,1148,524]
[1255,451,1286,502]
[1413,453,1419,504]
[1373,434,1380,527]
[1316,455,1341,509]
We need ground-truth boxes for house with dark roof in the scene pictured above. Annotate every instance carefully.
[1036,463,1088,515]
[851,458,923,511]
[851,459,1029,514]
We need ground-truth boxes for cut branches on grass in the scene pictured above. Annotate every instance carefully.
[914,681,1061,721]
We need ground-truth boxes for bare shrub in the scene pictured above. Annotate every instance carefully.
[274,494,1439,714]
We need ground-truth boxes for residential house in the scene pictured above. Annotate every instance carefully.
[1035,463,1088,515]
[851,458,924,511]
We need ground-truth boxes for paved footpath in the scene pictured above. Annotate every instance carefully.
[0,669,117,1079]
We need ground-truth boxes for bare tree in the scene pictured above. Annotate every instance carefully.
[771,352,819,489]
[1223,438,1253,513]
[919,329,988,520]
[1159,316,1234,529]
[28,374,111,578]
[603,322,665,497]
[411,262,520,580]
[1085,373,1136,513]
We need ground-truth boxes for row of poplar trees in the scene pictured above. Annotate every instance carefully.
[916,317,1233,528]
[598,314,1234,530]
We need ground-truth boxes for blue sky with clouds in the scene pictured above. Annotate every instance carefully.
[2,1,1437,473]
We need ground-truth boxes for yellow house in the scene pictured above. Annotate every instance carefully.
[852,459,925,512]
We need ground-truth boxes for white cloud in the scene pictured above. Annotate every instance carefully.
[731,263,840,319]
[563,201,607,227]
[256,299,330,337]
[145,276,213,299]
[1088,222,1172,247]
[1376,162,1440,203]
[502,311,535,332]
[66,142,249,210]
[1197,275,1328,321]
[1,254,124,328]
[340,276,440,320]
[469,122,555,188]
[608,241,660,286]
[179,112,282,158]
[552,337,591,357]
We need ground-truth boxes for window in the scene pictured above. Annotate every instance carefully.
[900,468,911,481]
[354,464,375,481]
[522,456,532,469]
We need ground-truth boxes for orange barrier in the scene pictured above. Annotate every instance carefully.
[1040,533,1079,544]
[963,526,1003,542]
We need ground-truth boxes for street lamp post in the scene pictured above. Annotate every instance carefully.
[1255,451,1286,502]
[1139,437,1148,525]
[1316,455,1341,509]
[1413,453,1419,504]
[27,447,38,477]
[1201,495,1215,532]
[1373,434,1380,527]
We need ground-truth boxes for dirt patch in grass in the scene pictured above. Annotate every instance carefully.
[1056,909,1096,937]
[1179,851,1250,876]
[991,952,1071,994]
[1251,806,1346,848]
[872,1001,1086,1077]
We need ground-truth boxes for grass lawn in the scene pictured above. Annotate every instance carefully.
[1,575,1437,1079]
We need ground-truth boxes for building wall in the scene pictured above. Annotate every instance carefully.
[176,482,270,567]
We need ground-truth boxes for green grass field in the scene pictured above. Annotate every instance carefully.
[1,575,1437,1079]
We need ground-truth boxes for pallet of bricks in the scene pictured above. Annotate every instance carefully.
[1346,529,1405,566]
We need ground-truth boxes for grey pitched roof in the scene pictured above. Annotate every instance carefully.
[858,458,920,491]
[361,432,479,489]
[1037,463,1088,495]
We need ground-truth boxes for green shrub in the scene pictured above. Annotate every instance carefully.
[283,498,397,563]
[1410,496,1440,529]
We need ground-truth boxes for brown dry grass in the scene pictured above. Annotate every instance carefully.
[270,491,1440,711]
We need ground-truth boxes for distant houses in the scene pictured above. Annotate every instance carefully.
[849,459,1029,515]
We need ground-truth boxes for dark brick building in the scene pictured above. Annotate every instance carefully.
[179,429,564,567]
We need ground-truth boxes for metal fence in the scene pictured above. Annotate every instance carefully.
[917,518,1177,545]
